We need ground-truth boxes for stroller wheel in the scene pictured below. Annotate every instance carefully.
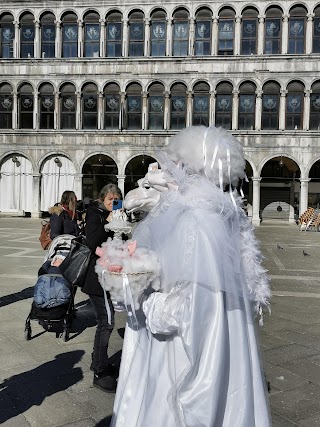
[62,329,69,342]
[24,326,32,340]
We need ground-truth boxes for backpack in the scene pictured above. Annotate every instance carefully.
[39,220,52,250]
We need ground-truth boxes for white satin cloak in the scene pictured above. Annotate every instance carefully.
[111,193,271,427]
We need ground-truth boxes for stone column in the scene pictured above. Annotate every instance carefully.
[257,15,265,55]
[12,91,18,129]
[209,90,216,126]
[144,18,150,56]
[31,173,41,218]
[122,18,128,57]
[281,14,289,54]
[77,20,83,57]
[255,89,263,130]
[279,89,287,130]
[289,180,295,223]
[163,91,170,130]
[188,17,195,56]
[100,19,105,57]
[303,89,311,131]
[299,179,310,215]
[234,16,241,55]
[252,177,261,226]
[76,91,81,129]
[142,91,148,130]
[166,18,173,56]
[34,20,40,58]
[33,91,39,130]
[232,90,239,130]
[13,21,20,58]
[306,13,314,54]
[54,91,60,129]
[117,175,126,197]
[98,91,104,129]
[55,20,61,58]
[186,91,193,126]
[74,173,83,200]
[120,91,126,130]
[211,17,219,56]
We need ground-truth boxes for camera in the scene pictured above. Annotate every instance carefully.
[112,200,123,210]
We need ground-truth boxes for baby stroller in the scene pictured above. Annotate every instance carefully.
[24,234,76,342]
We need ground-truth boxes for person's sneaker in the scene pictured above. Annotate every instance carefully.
[90,363,119,379]
[93,372,117,393]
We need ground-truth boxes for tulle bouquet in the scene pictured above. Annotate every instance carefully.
[95,238,161,310]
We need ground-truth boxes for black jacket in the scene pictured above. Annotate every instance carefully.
[49,205,79,240]
[82,203,114,297]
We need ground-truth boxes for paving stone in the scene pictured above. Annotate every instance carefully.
[270,383,320,422]
[264,361,310,392]
[282,358,320,386]
[271,412,299,426]
[264,343,320,365]
[298,411,320,426]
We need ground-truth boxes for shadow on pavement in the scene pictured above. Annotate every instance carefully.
[0,350,84,424]
[96,415,113,426]
[0,286,34,308]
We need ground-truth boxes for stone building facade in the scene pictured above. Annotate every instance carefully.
[0,0,319,225]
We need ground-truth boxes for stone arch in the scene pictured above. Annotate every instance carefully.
[259,154,301,221]
[124,154,158,193]
[82,153,119,201]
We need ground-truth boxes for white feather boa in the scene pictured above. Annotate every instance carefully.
[238,207,271,324]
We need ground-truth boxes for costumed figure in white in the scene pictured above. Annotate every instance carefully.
[111,126,271,427]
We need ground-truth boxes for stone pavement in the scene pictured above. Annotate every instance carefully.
[0,218,320,426]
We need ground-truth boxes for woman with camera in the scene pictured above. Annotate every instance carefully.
[82,183,122,393]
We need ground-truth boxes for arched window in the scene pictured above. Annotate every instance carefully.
[310,81,320,130]
[40,12,55,58]
[83,11,100,58]
[148,82,164,129]
[195,8,212,56]
[150,9,166,57]
[20,12,35,58]
[218,8,235,55]
[128,10,144,57]
[0,13,14,58]
[241,7,258,55]
[192,81,210,126]
[60,83,76,129]
[19,83,33,129]
[106,11,122,57]
[215,82,232,129]
[238,82,256,130]
[0,83,13,128]
[39,83,54,129]
[262,81,280,129]
[82,83,98,129]
[126,83,142,129]
[62,12,78,58]
[286,81,304,129]
[170,83,187,129]
[104,83,120,129]
[265,6,282,54]
[313,6,320,53]
[172,9,189,56]
[288,6,306,54]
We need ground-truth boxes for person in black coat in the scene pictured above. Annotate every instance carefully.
[49,191,79,239]
[82,183,122,393]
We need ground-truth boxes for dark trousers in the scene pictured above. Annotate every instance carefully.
[89,294,114,374]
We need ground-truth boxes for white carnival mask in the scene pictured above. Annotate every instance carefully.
[124,163,178,213]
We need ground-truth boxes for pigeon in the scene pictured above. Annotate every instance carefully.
[277,244,284,250]
[303,250,310,256]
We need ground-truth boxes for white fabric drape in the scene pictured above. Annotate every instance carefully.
[40,157,76,211]
[0,156,33,212]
